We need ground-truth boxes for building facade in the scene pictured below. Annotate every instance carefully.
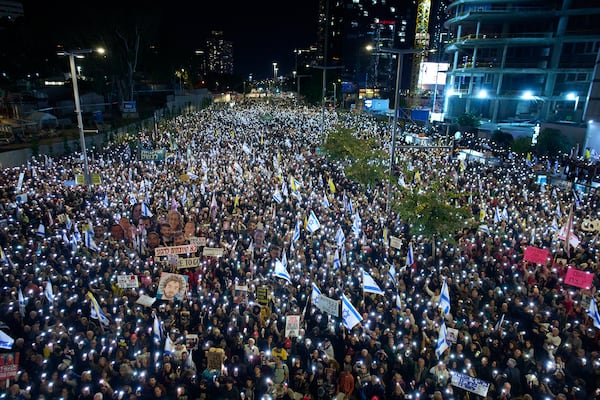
[443,0,600,124]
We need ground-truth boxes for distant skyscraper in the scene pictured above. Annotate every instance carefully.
[205,31,234,75]
[0,0,24,20]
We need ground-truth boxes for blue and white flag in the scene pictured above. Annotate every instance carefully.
[18,286,26,317]
[494,313,505,332]
[87,291,110,327]
[84,230,99,251]
[273,189,283,204]
[342,294,362,330]
[406,243,414,267]
[311,282,322,304]
[0,330,14,350]
[556,202,562,218]
[347,199,353,214]
[141,202,153,217]
[274,259,292,284]
[439,279,451,316]
[306,211,321,233]
[45,279,54,304]
[335,227,345,247]
[352,213,361,239]
[494,207,502,224]
[322,191,330,209]
[395,291,402,310]
[587,297,600,329]
[435,320,449,359]
[37,223,45,237]
[387,264,397,287]
[153,314,162,344]
[333,248,341,270]
[292,219,301,242]
[362,270,385,296]
[501,206,509,221]
[281,180,289,198]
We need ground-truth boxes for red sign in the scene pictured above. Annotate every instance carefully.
[564,266,594,289]
[523,246,550,265]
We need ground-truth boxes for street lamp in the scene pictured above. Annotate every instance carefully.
[368,45,427,218]
[58,47,105,184]
[566,92,579,111]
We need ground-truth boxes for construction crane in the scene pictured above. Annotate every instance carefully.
[410,0,431,107]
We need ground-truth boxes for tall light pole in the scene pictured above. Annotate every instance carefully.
[58,48,105,184]
[368,46,427,218]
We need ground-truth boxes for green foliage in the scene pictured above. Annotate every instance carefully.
[511,136,533,154]
[394,183,474,240]
[490,130,513,150]
[535,128,573,156]
[322,125,387,187]
[457,113,481,131]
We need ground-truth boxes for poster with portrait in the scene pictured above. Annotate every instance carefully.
[156,272,188,301]
[0,352,19,380]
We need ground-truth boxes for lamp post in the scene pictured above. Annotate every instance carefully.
[58,48,104,184]
[368,46,426,218]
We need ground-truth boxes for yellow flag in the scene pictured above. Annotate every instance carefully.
[304,214,308,230]
[234,194,239,208]
[479,208,486,222]
[290,175,297,192]
[215,128,220,136]
[260,136,264,145]
[328,178,336,194]
[231,129,235,138]
[414,171,421,184]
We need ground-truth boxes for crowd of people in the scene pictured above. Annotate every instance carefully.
[0,100,599,400]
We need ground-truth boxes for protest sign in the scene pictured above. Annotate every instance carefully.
[117,275,139,289]
[257,286,270,306]
[0,352,19,380]
[177,257,201,269]
[207,347,224,370]
[154,244,198,257]
[314,293,340,317]
[203,247,224,257]
[565,266,594,289]
[285,315,300,337]
[523,246,550,265]
[450,371,490,397]
[390,235,402,250]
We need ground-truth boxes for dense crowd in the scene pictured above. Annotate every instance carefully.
[0,101,599,400]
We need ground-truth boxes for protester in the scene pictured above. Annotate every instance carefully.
[0,99,599,400]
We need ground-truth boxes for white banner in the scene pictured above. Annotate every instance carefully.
[390,235,403,250]
[450,371,490,397]
[155,244,198,257]
[117,275,139,288]
[203,247,224,257]
[177,257,201,269]
[314,293,340,317]
[189,236,207,247]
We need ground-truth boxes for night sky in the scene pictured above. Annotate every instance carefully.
[17,0,320,79]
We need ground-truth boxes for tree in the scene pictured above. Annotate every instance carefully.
[321,125,387,187]
[490,130,513,150]
[394,180,474,240]
[535,128,573,156]
[457,113,481,132]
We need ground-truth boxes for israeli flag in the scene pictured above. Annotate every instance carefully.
[587,297,600,329]
[141,203,153,217]
[395,291,402,310]
[274,259,292,284]
[342,294,363,330]
[153,314,162,344]
[439,279,451,316]
[335,227,345,247]
[494,207,502,224]
[0,330,14,350]
[435,320,449,359]
[87,292,110,327]
[387,264,397,287]
[37,223,45,237]
[18,287,26,317]
[311,283,322,304]
[292,219,301,242]
[281,180,289,197]
[406,243,414,267]
[352,213,361,239]
[306,211,321,233]
[362,270,385,296]
[333,248,341,270]
[45,279,54,304]
[273,189,283,204]
[84,230,99,252]
[347,199,353,214]
[322,191,330,209]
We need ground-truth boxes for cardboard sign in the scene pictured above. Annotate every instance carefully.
[390,235,403,250]
[203,247,224,257]
[207,347,224,370]
[0,352,19,380]
[234,285,248,304]
[136,295,156,307]
[447,327,459,344]
[177,257,201,269]
[524,246,550,265]
[257,286,270,306]
[285,315,300,338]
[450,371,490,397]
[154,244,198,257]
[314,293,340,317]
[564,266,594,289]
[117,274,139,289]
[186,334,199,350]
[189,237,207,247]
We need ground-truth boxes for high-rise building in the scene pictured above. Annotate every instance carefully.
[443,0,600,124]
[205,31,234,76]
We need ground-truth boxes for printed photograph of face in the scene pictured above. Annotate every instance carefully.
[157,273,188,301]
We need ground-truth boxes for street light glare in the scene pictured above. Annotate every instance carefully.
[96,47,106,55]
